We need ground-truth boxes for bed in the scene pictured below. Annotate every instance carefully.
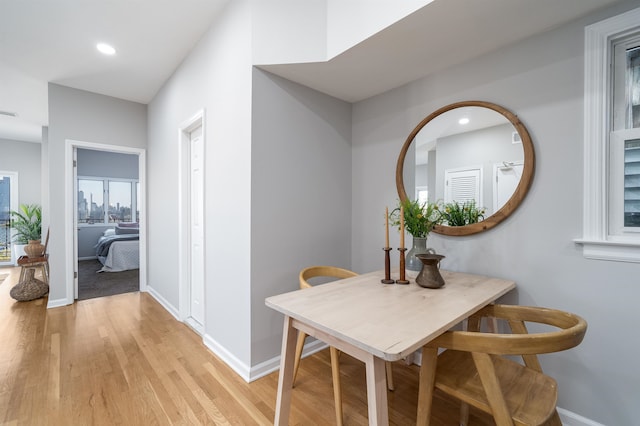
[95,223,139,272]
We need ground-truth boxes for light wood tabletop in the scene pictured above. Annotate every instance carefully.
[266,269,515,426]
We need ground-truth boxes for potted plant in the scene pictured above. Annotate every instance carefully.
[10,204,43,260]
[441,200,486,226]
[390,199,443,271]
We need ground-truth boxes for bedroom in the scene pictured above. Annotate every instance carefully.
[75,148,140,299]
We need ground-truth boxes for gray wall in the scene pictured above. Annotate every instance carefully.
[47,83,146,302]
[250,69,353,362]
[77,148,139,179]
[147,0,254,371]
[0,139,41,206]
[351,2,640,424]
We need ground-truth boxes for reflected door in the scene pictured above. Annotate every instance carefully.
[494,163,523,213]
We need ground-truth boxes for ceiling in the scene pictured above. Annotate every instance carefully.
[0,0,625,143]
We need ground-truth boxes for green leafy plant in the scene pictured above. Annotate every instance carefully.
[390,199,443,238]
[10,204,42,244]
[441,200,485,226]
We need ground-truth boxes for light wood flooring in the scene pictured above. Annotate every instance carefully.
[0,266,494,425]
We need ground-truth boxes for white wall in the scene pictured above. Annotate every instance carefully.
[351,2,640,424]
[252,0,431,65]
[252,0,326,65]
[47,83,146,303]
[147,0,254,373]
[250,69,352,365]
[326,0,431,57]
[0,139,41,206]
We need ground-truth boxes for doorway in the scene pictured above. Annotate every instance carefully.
[63,140,146,305]
[493,162,523,213]
[75,148,141,300]
[178,110,205,334]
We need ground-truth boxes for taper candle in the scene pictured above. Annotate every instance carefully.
[399,205,405,248]
[385,206,389,248]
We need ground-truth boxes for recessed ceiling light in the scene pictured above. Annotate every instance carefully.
[97,43,116,55]
[458,117,470,125]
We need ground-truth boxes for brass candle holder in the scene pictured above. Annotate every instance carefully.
[381,247,394,284]
[396,247,409,284]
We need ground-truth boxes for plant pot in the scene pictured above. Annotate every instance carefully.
[24,239,44,258]
[406,237,435,272]
[13,244,26,265]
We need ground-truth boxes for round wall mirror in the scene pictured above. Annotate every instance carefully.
[396,100,535,236]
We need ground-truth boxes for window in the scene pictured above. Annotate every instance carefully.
[78,177,138,225]
[579,7,640,262]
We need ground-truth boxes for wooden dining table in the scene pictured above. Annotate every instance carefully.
[265,269,516,426]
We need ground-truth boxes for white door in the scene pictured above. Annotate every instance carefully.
[494,162,523,213]
[444,166,482,206]
[189,125,205,328]
[73,149,79,299]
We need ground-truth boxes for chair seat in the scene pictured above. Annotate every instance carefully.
[435,349,558,426]
[18,254,49,265]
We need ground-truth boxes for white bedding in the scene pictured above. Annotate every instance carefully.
[98,240,139,272]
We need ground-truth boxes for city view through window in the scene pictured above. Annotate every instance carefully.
[78,178,139,224]
[0,176,11,262]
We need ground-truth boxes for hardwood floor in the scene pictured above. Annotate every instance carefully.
[0,266,494,425]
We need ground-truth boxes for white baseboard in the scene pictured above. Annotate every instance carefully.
[200,335,328,384]
[203,334,252,382]
[47,297,72,309]
[145,286,180,320]
[249,338,328,382]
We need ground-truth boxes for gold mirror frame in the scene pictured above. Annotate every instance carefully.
[396,100,535,236]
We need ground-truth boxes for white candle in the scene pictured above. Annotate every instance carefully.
[385,207,389,248]
[399,205,405,249]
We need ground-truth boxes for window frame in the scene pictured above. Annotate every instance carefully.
[577,7,640,262]
[77,175,139,226]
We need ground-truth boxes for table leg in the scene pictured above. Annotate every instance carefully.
[416,346,439,426]
[364,354,389,426]
[274,315,297,425]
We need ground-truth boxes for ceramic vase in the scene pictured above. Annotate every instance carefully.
[406,236,435,272]
[24,239,44,258]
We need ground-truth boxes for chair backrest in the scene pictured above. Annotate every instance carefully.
[43,228,50,254]
[427,304,587,360]
[299,266,358,289]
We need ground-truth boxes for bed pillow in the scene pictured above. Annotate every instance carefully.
[115,223,139,235]
[103,228,116,237]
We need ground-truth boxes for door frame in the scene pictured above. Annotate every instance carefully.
[64,139,147,304]
[178,109,206,333]
[0,171,19,266]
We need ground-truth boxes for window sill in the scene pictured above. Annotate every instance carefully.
[574,238,640,263]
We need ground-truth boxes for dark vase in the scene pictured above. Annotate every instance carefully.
[415,253,446,289]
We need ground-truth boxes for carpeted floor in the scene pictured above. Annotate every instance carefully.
[78,259,139,300]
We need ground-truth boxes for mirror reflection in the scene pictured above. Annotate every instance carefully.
[406,107,524,217]
[396,101,535,236]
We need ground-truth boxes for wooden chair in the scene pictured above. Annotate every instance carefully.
[417,304,587,426]
[17,228,50,285]
[292,266,394,426]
